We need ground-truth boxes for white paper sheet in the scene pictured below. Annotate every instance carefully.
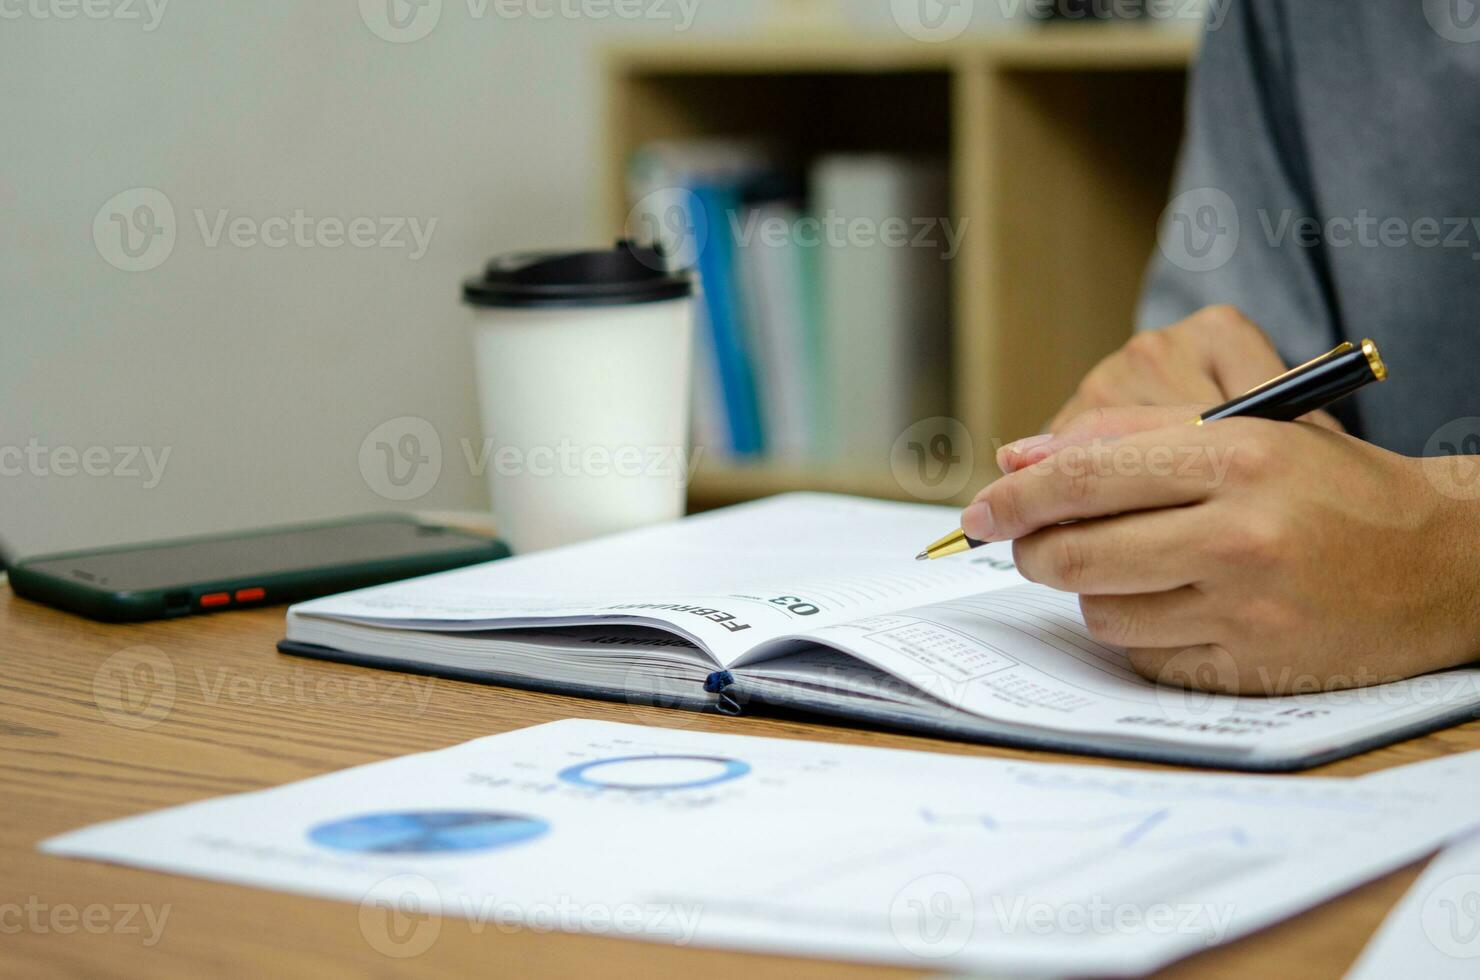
[1344,752,1480,977]
[42,720,1480,976]
[1344,831,1480,978]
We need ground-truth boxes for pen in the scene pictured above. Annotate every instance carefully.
[915,338,1388,561]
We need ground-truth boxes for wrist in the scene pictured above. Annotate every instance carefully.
[1422,461,1480,670]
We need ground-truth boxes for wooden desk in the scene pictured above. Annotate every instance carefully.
[4,581,1473,979]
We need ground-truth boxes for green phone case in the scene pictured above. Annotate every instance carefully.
[8,514,510,623]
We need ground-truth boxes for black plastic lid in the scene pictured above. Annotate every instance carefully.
[462,240,692,309]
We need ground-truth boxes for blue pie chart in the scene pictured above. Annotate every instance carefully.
[557,754,751,791]
[308,811,550,854]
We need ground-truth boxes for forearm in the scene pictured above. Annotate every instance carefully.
[1420,460,1480,673]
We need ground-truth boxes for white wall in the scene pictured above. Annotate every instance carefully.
[0,0,1050,560]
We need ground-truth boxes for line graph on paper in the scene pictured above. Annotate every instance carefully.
[918,806,1254,852]
[646,787,1301,940]
[751,801,1273,902]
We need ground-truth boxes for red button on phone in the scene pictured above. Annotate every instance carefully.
[200,592,231,608]
[235,587,265,602]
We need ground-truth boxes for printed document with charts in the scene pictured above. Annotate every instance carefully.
[280,494,1480,770]
[40,720,1480,975]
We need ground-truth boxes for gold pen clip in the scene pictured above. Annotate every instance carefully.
[1192,339,1386,425]
[1232,341,1354,401]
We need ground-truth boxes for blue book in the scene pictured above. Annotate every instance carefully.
[692,183,765,458]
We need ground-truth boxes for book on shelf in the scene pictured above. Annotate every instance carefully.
[626,140,770,460]
[735,177,826,462]
[811,154,952,464]
[691,181,766,458]
[625,141,952,473]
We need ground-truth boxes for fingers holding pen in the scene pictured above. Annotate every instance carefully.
[998,405,1207,474]
[1011,510,1213,596]
[963,424,1234,544]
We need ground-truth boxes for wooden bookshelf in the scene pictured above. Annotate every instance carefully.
[602,27,1196,511]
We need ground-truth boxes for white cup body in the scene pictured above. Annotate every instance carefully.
[470,296,693,552]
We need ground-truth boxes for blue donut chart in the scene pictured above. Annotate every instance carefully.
[557,754,751,791]
[308,810,550,854]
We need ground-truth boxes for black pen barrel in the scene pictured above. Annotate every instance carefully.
[1201,342,1385,424]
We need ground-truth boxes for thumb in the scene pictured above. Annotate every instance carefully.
[997,405,1205,473]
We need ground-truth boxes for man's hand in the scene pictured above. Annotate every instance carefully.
[964,408,1480,694]
[1051,305,1343,434]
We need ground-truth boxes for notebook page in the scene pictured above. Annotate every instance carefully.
[291,494,1025,666]
[758,583,1480,755]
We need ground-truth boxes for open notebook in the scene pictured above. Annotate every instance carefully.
[280,494,1480,771]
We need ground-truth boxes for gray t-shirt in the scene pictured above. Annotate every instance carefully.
[1137,0,1480,455]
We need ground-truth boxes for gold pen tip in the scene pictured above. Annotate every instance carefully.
[916,529,972,562]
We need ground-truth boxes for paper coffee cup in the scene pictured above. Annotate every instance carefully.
[463,242,695,553]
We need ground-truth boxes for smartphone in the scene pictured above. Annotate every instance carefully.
[9,514,509,622]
